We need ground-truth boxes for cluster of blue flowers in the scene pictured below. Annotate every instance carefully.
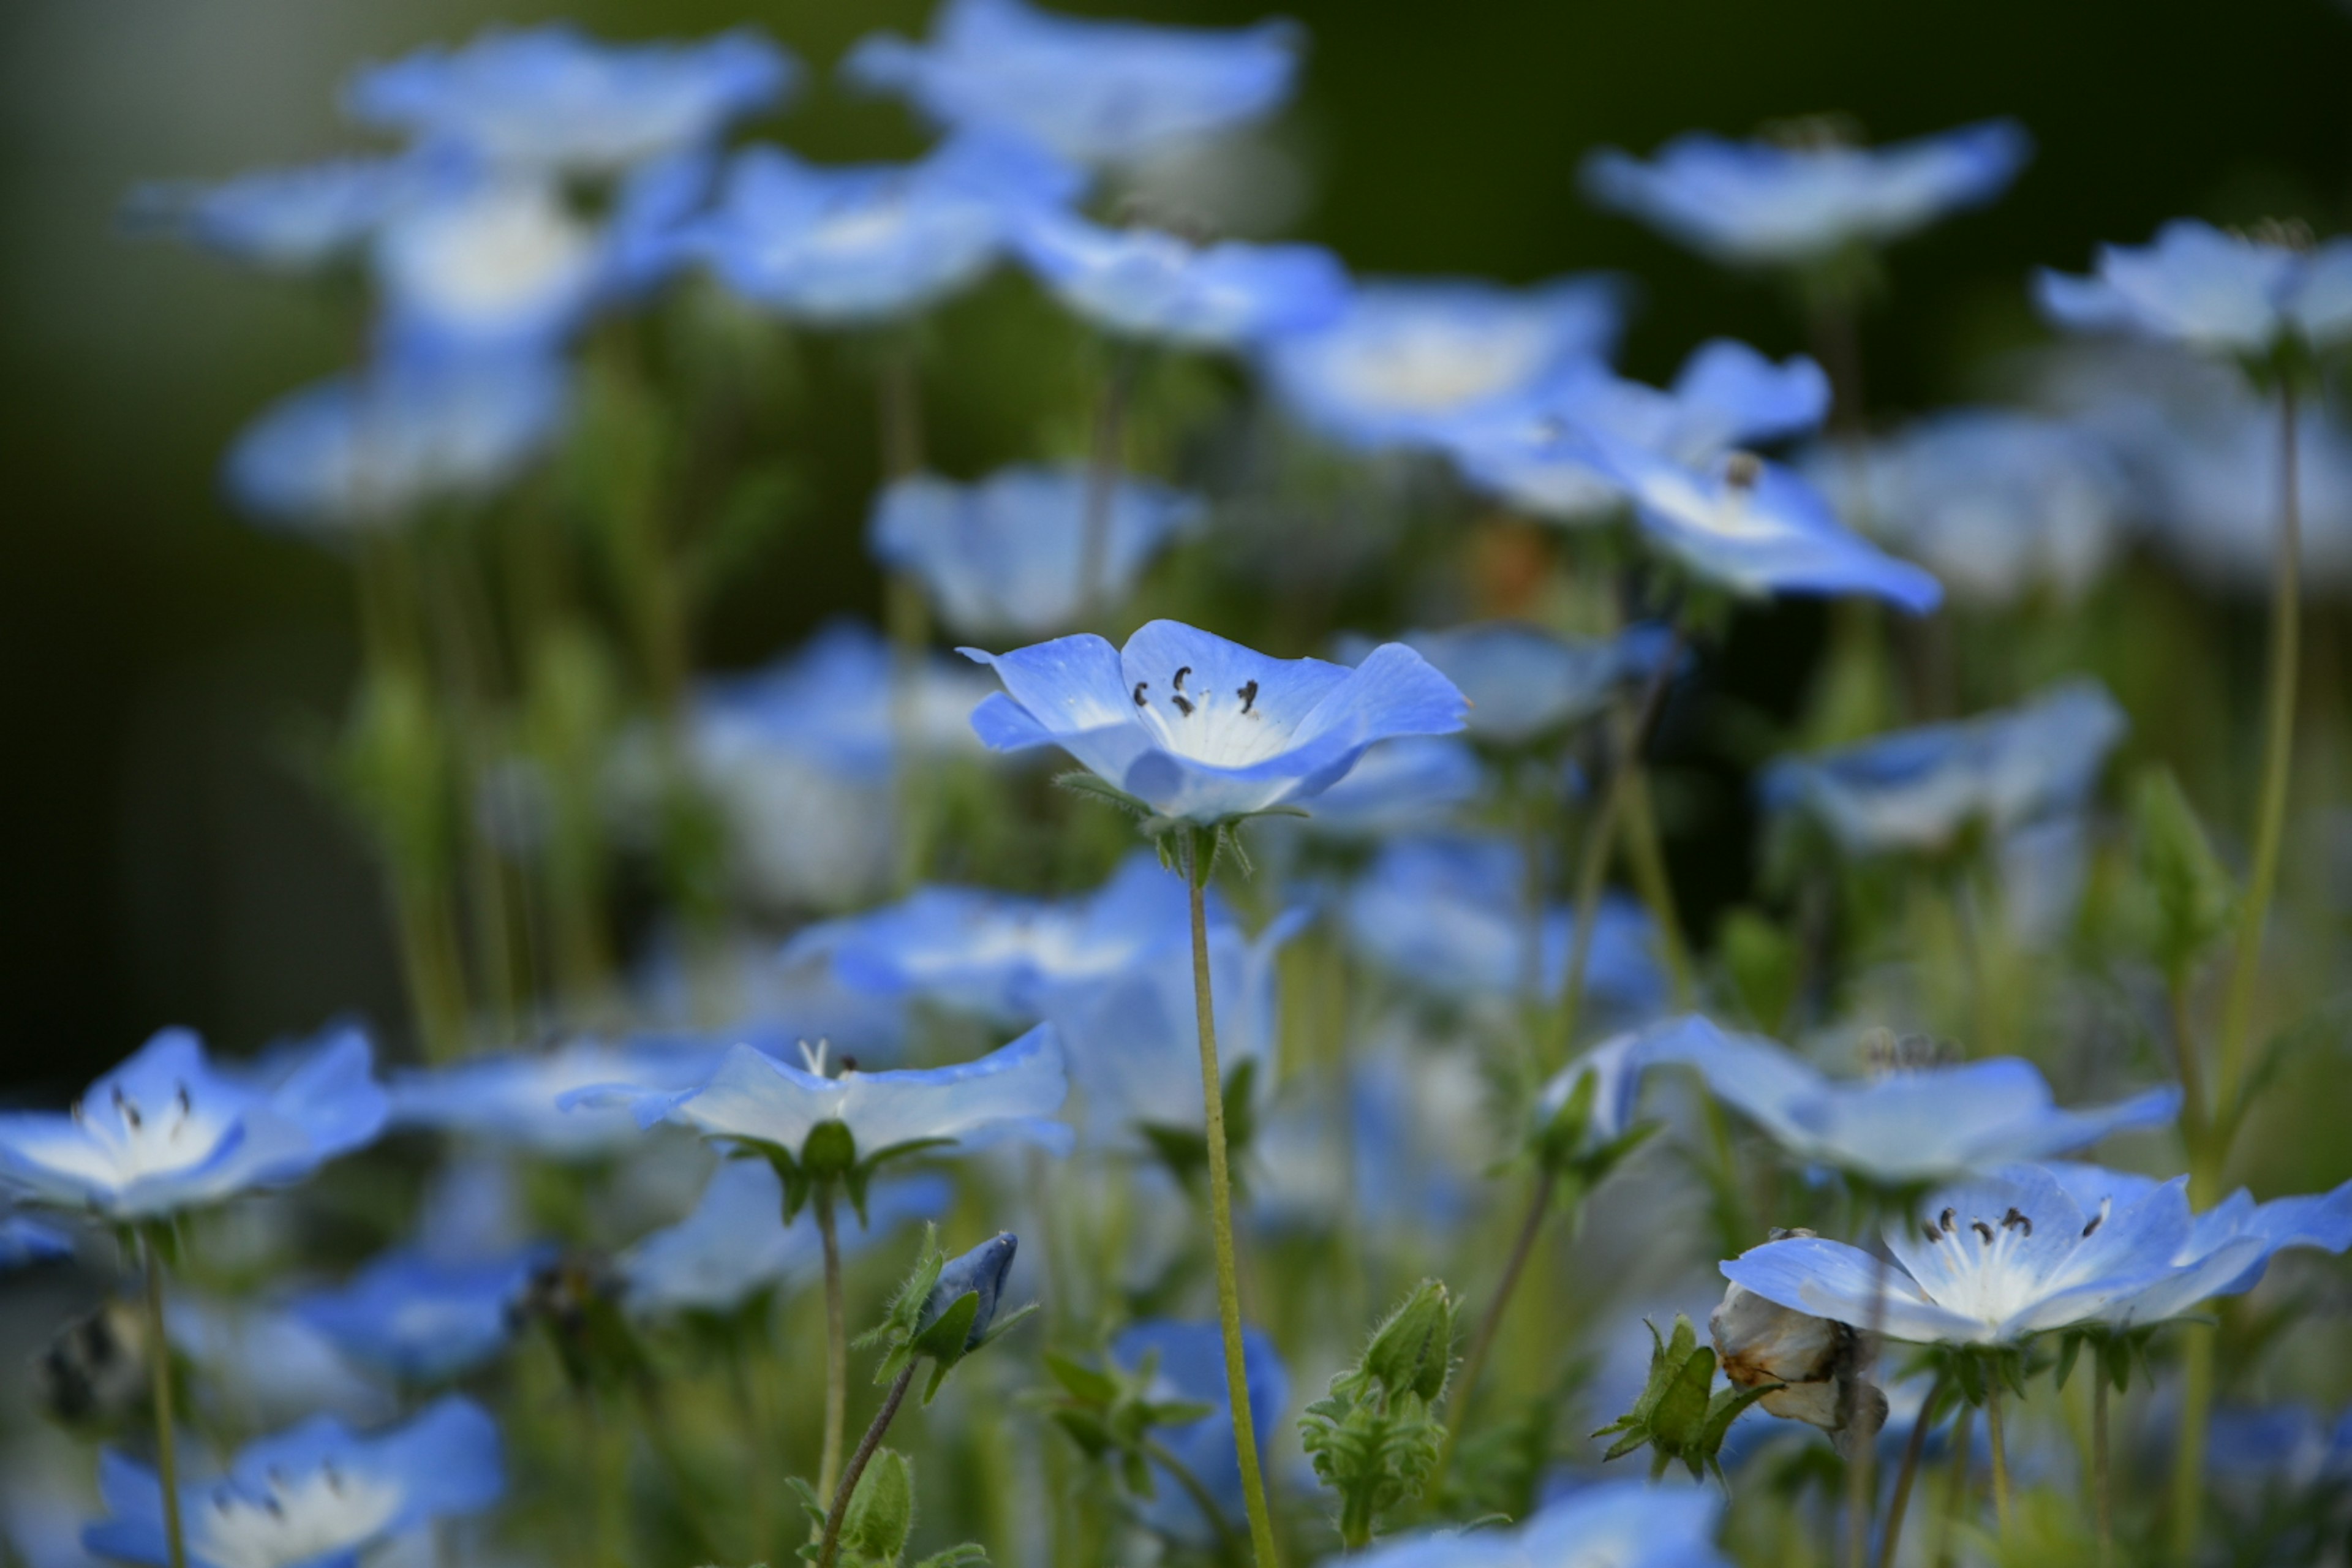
[12,3,2352,1567]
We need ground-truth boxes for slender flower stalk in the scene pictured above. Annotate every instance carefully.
[2093,1370,2113,1566]
[1985,1381,2011,1537]
[1935,1404,1975,1568]
[1186,829,1282,1568]
[1077,343,1142,616]
[1879,1370,1949,1568]
[140,1231,188,1568]
[816,1363,918,1568]
[815,1186,850,1503]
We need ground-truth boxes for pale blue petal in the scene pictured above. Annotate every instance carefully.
[1722,1236,1985,1345]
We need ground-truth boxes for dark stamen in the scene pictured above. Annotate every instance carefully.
[1970,1219,1995,1245]
[1172,666,1191,693]
[1923,1225,1940,1245]
[1237,679,1259,714]
[1938,1207,1957,1235]
[175,1084,191,1117]
[1172,695,1195,717]
[839,1055,861,1074]
[112,1087,141,1130]
[2082,1213,2104,1237]
[2000,1207,2032,1237]
[1132,682,1148,707]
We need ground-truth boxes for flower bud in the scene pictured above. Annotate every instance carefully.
[1359,1278,1456,1404]
[919,1233,1018,1352]
[1709,1275,1883,1442]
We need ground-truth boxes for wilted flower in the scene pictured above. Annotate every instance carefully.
[0,1026,385,1222]
[962,619,1466,824]
[83,1398,503,1568]
[345,24,796,176]
[869,465,1204,638]
[390,1039,723,1161]
[1340,1479,1730,1568]
[1110,1320,1289,1546]
[2035,218,2352,359]
[1013,211,1347,351]
[1711,1262,1879,1436]
[1350,622,1674,748]
[842,0,1299,170]
[1581,119,2030,269]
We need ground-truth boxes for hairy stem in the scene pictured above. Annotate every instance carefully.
[1878,1370,1947,1568]
[140,1232,187,1568]
[816,1362,917,1568]
[815,1186,848,1504]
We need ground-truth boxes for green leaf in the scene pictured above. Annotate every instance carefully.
[909,1546,987,1568]
[840,1450,915,1565]
[1601,1428,1649,1463]
[1043,1352,1120,1405]
[911,1292,981,1365]
[2132,766,2237,982]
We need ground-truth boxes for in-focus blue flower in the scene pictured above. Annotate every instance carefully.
[0,1027,385,1223]
[2035,219,2352,359]
[225,353,570,533]
[575,1026,1074,1165]
[921,1232,1020,1348]
[1807,411,2128,606]
[1581,120,2030,269]
[1109,1320,1288,1547]
[1341,834,1664,1011]
[1760,679,2127,859]
[374,174,606,352]
[694,132,1079,325]
[869,465,1203,639]
[127,157,429,276]
[617,1160,948,1322]
[1346,622,1675,748]
[389,1040,723,1161]
[0,1216,72,1272]
[1447,339,1829,524]
[1647,1017,2179,1185]
[962,619,1468,824]
[1344,1479,1728,1568]
[1289,736,1482,839]
[843,0,1298,170]
[347,25,796,176]
[1260,276,1625,452]
[292,1245,549,1385]
[83,1397,502,1568]
[2045,1162,2352,1325]
[1014,211,1347,351]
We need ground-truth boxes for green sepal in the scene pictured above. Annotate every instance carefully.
[1055,771,1156,820]
[909,1547,988,1568]
[1042,1351,1120,1404]
[785,1476,827,1535]
[843,1137,957,1226]
[2054,1333,2081,1392]
[911,1291,981,1365]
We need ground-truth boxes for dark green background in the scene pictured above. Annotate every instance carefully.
[3,0,2346,1091]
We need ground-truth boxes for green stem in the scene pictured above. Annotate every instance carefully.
[2094,1368,2113,1567]
[816,1363,917,1568]
[1078,344,1141,618]
[1986,1382,2012,1538]
[1934,1404,1974,1568]
[1428,1169,1555,1497]
[2169,1325,2214,1562]
[1142,1436,1245,1562]
[140,1232,187,1568]
[1845,1239,1892,1568]
[1187,831,1283,1568]
[1618,769,1695,1006]
[815,1185,849,1505]
[1878,1370,1947,1568]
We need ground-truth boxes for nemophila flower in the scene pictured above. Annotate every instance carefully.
[694,133,1079,325]
[1341,834,1664,1011]
[225,352,570,533]
[127,157,429,276]
[166,1297,388,1427]
[1760,679,2126,859]
[1255,1037,1490,1237]
[842,0,1299,170]
[0,1026,384,1223]
[2206,1403,2352,1489]
[1647,1018,2179,1185]
[0,1215,71,1272]
[83,1397,502,1568]
[1808,410,2128,606]
[962,619,1467,824]
[373,173,605,352]
[1534,1016,1703,1156]
[616,1159,948,1322]
[1014,211,1347,351]
[346,24,796,177]
[1448,340,1829,524]
[1260,275,1626,452]
[2044,1162,2352,1325]
[292,1245,550,1384]
[1343,622,1675,748]
[1345,1479,1729,1568]
[1289,736,1481,839]
[389,1040,723,1161]
[1581,119,2030,269]
[2035,219,2352,360]
[869,465,1204,639]
[1109,1321,1288,1547]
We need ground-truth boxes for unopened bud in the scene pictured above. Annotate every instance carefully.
[920,1234,1018,1352]
[1361,1279,1457,1404]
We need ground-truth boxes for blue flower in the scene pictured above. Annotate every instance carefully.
[225,352,570,533]
[1288,736,1482,839]
[83,1397,502,1568]
[1259,276,1625,451]
[694,132,1079,325]
[921,1233,1021,1348]
[1760,679,2127,859]
[165,1296,389,1428]
[2035,219,2352,359]
[869,465,1204,639]
[1647,1017,2179,1185]
[1344,1479,1728,1568]
[127,157,429,276]
[292,1245,549,1385]
[1581,120,2030,269]
[842,0,1298,170]
[346,24,796,176]
[616,1161,948,1322]
[1014,211,1348,351]
[373,173,607,353]
[0,1216,72,1272]
[389,1040,724,1161]
[1341,834,1664,1011]
[962,619,1468,824]
[1109,1320,1288,1547]
[1448,339,1829,524]
[2045,1162,2352,1324]
[1535,1018,1691,1155]
[576,1027,1074,1165]
[1807,411,2128,606]
[0,1026,385,1223]
[1349,622,1674,748]
[1255,1033,1491,1238]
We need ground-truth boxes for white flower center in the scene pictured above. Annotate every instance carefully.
[189,1466,404,1568]
[44,1088,232,1189]
[390,184,595,322]
[1131,668,1293,768]
[1330,321,1553,414]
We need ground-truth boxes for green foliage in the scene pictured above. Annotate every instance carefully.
[1719,905,1800,1035]
[1036,1349,1219,1524]
[1300,1279,1460,1547]
[783,1455,989,1568]
[1136,1060,1258,1194]
[1443,1395,1557,1525]
[1528,1065,1659,1194]
[1592,1314,1778,1483]
[2131,765,2237,984]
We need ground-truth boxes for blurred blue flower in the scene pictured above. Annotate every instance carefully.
[225,352,570,533]
[1110,1320,1288,1547]
[0,1025,384,1223]
[373,172,606,352]
[0,1216,71,1272]
[616,1160,948,1322]
[1536,1016,1702,1155]
[869,465,1203,639]
[1289,736,1482,839]
[1260,275,1625,451]
[1760,679,2127,859]
[1346,1478,1728,1568]
[164,1295,389,1428]
[390,1039,723,1161]
[843,0,1298,170]
[693,132,1079,325]
[2045,1162,2352,1324]
[128,157,429,276]
[1647,1017,2179,1185]
[1581,120,2030,268]
[577,1026,1074,1164]
[292,1245,548,1385]
[1014,211,1347,350]
[346,24,796,176]
[921,1232,1020,1348]
[2206,1403,2352,1489]
[1807,410,2128,606]
[1254,1033,1491,1237]
[1347,622,1674,748]
[2036,219,2352,358]
[1341,834,1664,1011]
[963,619,1467,824]
[84,1397,502,1568]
